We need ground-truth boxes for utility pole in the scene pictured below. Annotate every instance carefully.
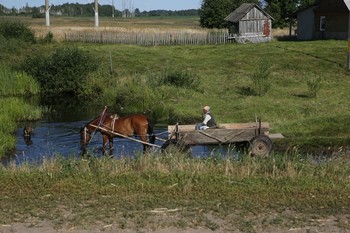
[348,12,350,69]
[112,0,115,18]
[345,2,350,69]
[45,0,50,26]
[94,0,99,27]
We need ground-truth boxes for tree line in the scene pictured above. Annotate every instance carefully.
[0,0,317,28]
[0,3,198,18]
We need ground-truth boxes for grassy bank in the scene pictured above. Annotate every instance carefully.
[0,66,41,155]
[0,152,349,231]
[62,40,349,150]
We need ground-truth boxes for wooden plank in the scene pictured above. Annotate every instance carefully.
[176,128,259,145]
[268,133,284,139]
[168,122,269,132]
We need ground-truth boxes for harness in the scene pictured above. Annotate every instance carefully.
[110,114,119,133]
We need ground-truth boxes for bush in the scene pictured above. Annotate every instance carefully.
[306,75,323,98]
[0,20,35,43]
[39,31,54,44]
[20,47,98,96]
[251,59,272,96]
[156,70,200,91]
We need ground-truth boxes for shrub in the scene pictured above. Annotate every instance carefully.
[39,31,54,44]
[20,47,98,96]
[251,59,272,96]
[306,75,323,98]
[0,20,35,43]
[157,70,200,91]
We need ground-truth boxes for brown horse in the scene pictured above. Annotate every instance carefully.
[80,113,155,155]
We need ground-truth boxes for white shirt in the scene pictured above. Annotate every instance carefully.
[203,113,211,125]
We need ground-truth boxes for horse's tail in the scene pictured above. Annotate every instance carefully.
[147,119,156,145]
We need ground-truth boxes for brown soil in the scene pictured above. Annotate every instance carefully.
[1,213,349,233]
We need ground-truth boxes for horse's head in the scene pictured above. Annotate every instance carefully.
[80,126,91,147]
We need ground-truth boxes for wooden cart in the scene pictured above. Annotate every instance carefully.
[162,120,283,156]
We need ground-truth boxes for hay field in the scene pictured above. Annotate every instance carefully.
[6,16,210,41]
[3,16,290,41]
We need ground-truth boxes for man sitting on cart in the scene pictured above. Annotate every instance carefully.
[195,105,217,130]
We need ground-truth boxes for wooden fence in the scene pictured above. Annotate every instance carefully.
[64,31,245,46]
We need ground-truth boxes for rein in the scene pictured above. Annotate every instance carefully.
[84,106,108,144]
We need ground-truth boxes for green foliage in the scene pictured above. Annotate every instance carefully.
[108,70,200,123]
[264,0,317,28]
[306,75,323,98]
[0,67,40,96]
[199,0,258,28]
[250,59,272,96]
[0,97,42,156]
[0,20,35,43]
[0,20,35,54]
[20,47,98,96]
[113,75,175,123]
[39,31,54,44]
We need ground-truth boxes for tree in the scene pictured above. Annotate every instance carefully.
[263,0,316,28]
[199,0,259,29]
[298,0,317,8]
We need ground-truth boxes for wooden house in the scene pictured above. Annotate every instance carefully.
[293,0,350,40]
[224,3,274,43]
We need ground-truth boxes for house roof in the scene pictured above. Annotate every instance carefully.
[224,3,274,22]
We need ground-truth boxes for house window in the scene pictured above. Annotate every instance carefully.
[320,16,325,31]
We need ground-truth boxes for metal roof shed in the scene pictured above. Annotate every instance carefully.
[225,3,274,43]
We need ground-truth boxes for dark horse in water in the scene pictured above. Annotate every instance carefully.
[80,113,155,155]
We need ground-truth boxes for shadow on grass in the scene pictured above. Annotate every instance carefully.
[236,86,257,96]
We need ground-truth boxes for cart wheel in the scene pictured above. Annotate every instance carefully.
[250,135,273,157]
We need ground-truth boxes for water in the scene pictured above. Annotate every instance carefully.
[3,119,169,165]
[2,100,240,165]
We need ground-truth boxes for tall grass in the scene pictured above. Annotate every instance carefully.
[0,152,349,229]
[0,98,42,156]
[0,67,40,96]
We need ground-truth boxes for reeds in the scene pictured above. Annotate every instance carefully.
[0,98,42,156]
[0,67,40,96]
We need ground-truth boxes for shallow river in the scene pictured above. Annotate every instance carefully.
[2,105,239,166]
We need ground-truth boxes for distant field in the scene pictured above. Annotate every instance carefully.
[2,16,212,41]
[2,16,291,41]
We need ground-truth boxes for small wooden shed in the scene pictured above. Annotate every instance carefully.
[224,3,274,43]
[293,0,350,40]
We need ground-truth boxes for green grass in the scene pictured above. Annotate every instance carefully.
[0,97,42,155]
[61,40,350,149]
[1,38,349,151]
[0,67,40,96]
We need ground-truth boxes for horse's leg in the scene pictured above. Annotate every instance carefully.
[139,134,150,153]
[102,134,109,155]
[108,136,114,157]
